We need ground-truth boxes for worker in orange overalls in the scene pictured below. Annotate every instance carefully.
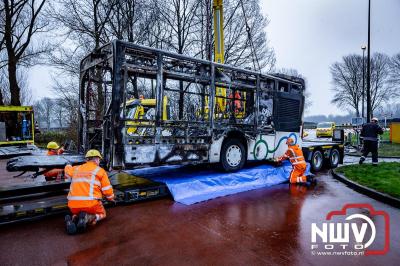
[228,91,242,113]
[44,141,65,181]
[63,149,114,235]
[276,138,310,184]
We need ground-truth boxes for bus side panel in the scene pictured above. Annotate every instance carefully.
[209,137,224,163]
[272,131,301,159]
[247,134,276,161]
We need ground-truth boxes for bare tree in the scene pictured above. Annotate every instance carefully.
[331,55,364,116]
[48,0,117,118]
[0,0,50,105]
[223,0,275,71]
[34,97,53,130]
[389,53,400,91]
[331,53,398,117]
[51,77,79,141]
[369,53,396,115]
[0,67,31,105]
[0,68,9,105]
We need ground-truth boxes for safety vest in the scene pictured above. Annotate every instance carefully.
[65,161,114,208]
[46,148,64,156]
[284,144,306,166]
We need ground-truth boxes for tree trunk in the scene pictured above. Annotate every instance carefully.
[0,89,4,105]
[8,59,21,106]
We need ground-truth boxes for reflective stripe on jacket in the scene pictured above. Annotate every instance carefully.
[65,161,114,208]
[284,144,306,166]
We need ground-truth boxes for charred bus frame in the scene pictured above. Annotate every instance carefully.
[79,40,305,171]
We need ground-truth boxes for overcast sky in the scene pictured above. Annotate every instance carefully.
[28,0,400,116]
[261,0,400,115]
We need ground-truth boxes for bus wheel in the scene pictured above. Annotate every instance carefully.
[328,148,340,169]
[311,150,323,172]
[221,138,246,172]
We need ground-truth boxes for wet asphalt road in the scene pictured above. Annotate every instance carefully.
[1,166,400,266]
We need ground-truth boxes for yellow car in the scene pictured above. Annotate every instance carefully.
[316,122,335,138]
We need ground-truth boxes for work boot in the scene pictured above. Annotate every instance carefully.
[359,157,365,165]
[306,174,316,184]
[76,212,97,233]
[65,215,77,235]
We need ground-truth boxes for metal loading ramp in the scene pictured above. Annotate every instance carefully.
[128,162,311,205]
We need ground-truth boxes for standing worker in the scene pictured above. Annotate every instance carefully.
[64,149,114,235]
[276,138,313,184]
[44,142,65,181]
[359,117,384,166]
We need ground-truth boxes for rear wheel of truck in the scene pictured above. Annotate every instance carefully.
[220,138,246,172]
[311,150,323,172]
[328,148,340,169]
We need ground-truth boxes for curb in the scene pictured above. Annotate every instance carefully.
[345,153,400,159]
[331,169,400,208]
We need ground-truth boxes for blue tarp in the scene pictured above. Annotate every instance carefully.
[127,162,310,205]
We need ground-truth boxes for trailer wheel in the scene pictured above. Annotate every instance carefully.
[220,138,246,172]
[328,148,340,169]
[311,150,323,172]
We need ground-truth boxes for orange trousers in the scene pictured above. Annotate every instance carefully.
[69,202,107,222]
[289,163,307,184]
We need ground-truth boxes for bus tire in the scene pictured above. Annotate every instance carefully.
[220,138,246,172]
[328,148,340,169]
[311,150,323,172]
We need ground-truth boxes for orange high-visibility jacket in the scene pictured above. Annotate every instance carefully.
[64,161,114,208]
[47,148,64,156]
[281,144,306,166]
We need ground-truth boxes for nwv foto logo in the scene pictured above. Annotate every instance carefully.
[310,204,390,256]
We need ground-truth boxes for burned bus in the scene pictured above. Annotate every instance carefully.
[79,40,342,172]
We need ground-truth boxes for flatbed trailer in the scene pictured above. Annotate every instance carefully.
[302,140,344,172]
[0,172,169,225]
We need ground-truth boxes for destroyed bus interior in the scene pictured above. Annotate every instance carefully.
[79,41,305,170]
[0,106,34,146]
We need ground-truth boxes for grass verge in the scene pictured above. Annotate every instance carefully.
[347,142,400,157]
[336,162,400,198]
[379,142,400,157]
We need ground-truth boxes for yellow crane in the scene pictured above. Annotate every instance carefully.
[211,0,246,118]
[212,0,227,114]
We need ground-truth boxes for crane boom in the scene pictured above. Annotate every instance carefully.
[213,0,225,64]
[212,0,226,113]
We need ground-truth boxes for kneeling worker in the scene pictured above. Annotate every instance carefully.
[276,138,311,184]
[44,141,65,181]
[64,149,114,235]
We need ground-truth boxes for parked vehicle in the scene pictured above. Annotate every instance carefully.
[316,122,336,138]
[0,106,34,146]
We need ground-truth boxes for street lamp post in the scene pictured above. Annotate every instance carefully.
[366,0,372,123]
[361,45,366,120]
